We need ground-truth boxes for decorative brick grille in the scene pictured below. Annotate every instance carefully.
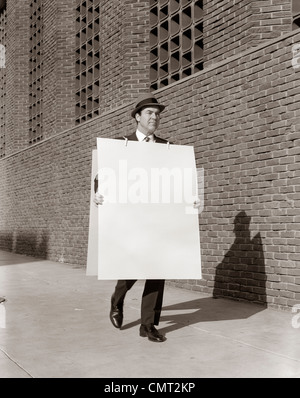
[0,5,6,158]
[29,0,43,144]
[149,0,204,90]
[293,0,300,30]
[75,0,100,125]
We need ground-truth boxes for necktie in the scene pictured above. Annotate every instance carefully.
[144,136,150,142]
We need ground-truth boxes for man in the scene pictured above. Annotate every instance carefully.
[94,93,200,343]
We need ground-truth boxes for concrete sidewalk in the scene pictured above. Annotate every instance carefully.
[0,249,299,379]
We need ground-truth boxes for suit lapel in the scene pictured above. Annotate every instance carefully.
[153,134,168,144]
[126,132,139,141]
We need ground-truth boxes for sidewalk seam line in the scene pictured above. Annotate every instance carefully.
[190,324,300,364]
[0,346,34,378]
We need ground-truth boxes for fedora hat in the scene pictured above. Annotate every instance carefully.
[131,93,166,118]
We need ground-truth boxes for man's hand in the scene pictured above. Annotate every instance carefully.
[193,198,201,209]
[94,193,104,206]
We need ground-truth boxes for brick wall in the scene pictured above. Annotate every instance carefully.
[204,0,292,67]
[250,0,292,46]
[42,0,77,138]
[1,27,300,311]
[5,0,30,155]
[0,6,6,158]
[204,0,252,66]
[99,0,150,112]
[1,0,300,311]
[164,31,300,311]
[5,0,77,151]
[121,0,151,102]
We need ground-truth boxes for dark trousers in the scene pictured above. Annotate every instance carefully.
[113,279,165,326]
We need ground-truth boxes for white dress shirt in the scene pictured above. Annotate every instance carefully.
[136,129,155,142]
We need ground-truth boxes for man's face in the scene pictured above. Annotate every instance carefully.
[135,106,161,135]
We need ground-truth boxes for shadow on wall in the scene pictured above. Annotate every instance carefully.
[0,232,13,252]
[0,230,49,260]
[213,211,267,306]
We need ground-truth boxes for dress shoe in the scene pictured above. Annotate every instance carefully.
[109,295,123,329]
[139,324,166,342]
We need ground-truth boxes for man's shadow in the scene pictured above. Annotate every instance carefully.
[122,295,266,335]
[122,211,267,335]
[213,211,267,304]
